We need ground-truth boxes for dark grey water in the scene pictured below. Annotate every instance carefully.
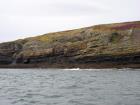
[0,69,140,105]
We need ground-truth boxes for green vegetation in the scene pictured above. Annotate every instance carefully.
[109,32,122,43]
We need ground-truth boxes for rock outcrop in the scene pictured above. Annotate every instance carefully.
[0,21,140,68]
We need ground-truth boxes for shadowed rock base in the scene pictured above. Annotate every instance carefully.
[1,53,140,69]
[1,63,140,69]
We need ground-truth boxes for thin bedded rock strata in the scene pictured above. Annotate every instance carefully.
[0,21,140,68]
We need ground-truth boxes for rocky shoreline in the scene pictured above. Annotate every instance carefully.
[0,21,140,68]
[1,62,140,69]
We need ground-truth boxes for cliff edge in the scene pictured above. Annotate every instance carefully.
[0,21,140,68]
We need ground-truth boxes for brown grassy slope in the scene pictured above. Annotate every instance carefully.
[20,21,140,56]
[0,21,140,66]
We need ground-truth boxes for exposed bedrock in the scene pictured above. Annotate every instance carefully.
[0,21,140,68]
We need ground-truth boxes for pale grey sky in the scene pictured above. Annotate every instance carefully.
[0,0,139,42]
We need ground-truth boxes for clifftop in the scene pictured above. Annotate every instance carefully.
[0,21,140,68]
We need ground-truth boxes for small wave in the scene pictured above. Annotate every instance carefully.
[62,68,104,71]
[62,68,114,71]
[63,68,81,71]
[44,95,63,98]
[60,84,81,89]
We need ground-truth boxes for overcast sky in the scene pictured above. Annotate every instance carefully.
[0,0,139,42]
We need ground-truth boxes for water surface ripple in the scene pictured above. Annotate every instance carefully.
[0,69,140,105]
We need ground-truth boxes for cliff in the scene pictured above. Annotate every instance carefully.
[0,21,140,68]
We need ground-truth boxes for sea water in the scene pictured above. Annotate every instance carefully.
[0,68,140,105]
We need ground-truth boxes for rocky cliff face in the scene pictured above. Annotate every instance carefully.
[0,21,140,68]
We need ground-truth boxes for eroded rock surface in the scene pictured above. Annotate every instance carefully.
[0,21,140,68]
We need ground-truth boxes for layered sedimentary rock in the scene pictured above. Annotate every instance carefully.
[0,21,140,68]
